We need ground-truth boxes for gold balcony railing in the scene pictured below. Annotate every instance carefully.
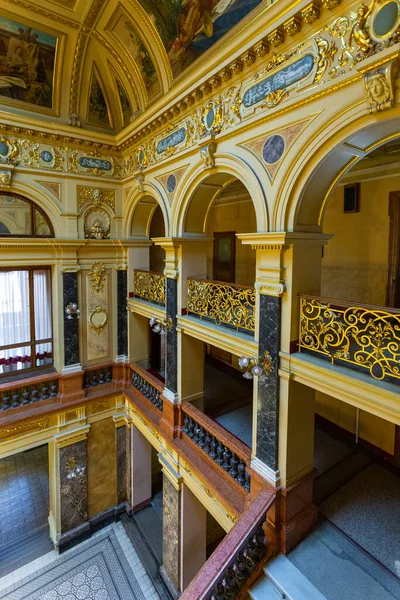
[299,295,400,384]
[187,278,255,333]
[133,269,166,306]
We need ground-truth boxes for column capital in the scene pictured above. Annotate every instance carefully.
[237,232,332,249]
[159,452,183,490]
[113,414,132,429]
[54,425,90,448]
[255,281,286,297]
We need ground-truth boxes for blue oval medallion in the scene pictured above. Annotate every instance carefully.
[262,135,285,165]
[0,142,8,156]
[138,150,145,166]
[167,174,177,194]
[206,108,215,129]
[40,150,53,163]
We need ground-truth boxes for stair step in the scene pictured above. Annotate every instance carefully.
[265,555,327,600]
[250,576,284,599]
[0,527,53,579]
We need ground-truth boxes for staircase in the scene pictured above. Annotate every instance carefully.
[0,526,53,579]
[250,555,326,600]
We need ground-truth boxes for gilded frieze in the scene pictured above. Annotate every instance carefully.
[0,418,49,442]
[122,0,400,178]
[78,186,116,213]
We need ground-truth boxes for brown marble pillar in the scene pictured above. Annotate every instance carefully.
[115,420,132,510]
[159,457,183,599]
[59,439,88,534]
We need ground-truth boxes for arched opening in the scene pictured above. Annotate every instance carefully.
[0,193,54,237]
[181,174,258,449]
[286,127,400,584]
[129,196,167,380]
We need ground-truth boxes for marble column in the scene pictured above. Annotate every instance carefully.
[59,439,88,535]
[159,455,182,599]
[115,419,132,509]
[165,277,178,400]
[63,271,80,368]
[117,269,128,360]
[256,293,281,471]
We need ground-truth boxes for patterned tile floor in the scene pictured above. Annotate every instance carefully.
[0,522,161,600]
[0,445,49,546]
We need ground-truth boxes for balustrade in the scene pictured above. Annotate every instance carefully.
[299,295,400,384]
[131,364,163,412]
[187,278,255,334]
[133,269,166,306]
[83,366,113,389]
[0,378,59,411]
[182,404,251,492]
[180,489,273,600]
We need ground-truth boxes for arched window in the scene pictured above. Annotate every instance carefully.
[0,194,54,237]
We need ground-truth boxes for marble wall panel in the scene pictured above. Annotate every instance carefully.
[162,474,181,591]
[87,418,117,518]
[60,440,87,534]
[166,278,178,394]
[116,424,131,506]
[63,272,80,366]
[117,270,128,357]
[256,294,281,470]
[85,270,111,363]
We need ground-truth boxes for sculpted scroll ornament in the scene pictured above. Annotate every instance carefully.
[89,305,108,336]
[89,262,106,293]
[200,142,216,170]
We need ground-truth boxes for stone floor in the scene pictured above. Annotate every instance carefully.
[0,522,161,600]
[215,404,252,447]
[0,444,49,546]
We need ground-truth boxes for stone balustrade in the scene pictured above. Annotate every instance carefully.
[182,403,251,492]
[0,377,59,411]
[83,366,113,389]
[130,363,164,412]
[180,488,274,600]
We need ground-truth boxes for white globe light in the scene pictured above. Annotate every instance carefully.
[243,371,253,380]
[239,356,250,368]
[153,323,161,333]
[149,317,157,327]
[252,365,262,377]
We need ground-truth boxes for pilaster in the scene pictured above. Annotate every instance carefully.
[114,414,132,510]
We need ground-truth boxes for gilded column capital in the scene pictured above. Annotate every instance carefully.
[163,268,179,280]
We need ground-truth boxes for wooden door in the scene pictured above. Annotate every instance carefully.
[386,191,400,308]
[213,232,236,283]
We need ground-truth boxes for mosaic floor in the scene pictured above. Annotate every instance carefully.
[0,523,160,600]
[0,445,49,546]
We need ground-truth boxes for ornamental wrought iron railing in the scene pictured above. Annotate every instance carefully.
[298,295,400,384]
[187,278,255,334]
[131,364,163,412]
[182,403,251,492]
[133,269,166,306]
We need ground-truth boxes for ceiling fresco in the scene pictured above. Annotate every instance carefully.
[87,64,113,129]
[138,0,263,78]
[0,15,61,114]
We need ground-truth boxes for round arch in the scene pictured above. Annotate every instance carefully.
[277,105,400,232]
[124,183,170,239]
[172,155,269,237]
[0,182,61,237]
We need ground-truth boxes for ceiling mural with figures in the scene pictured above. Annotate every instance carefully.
[137,0,264,78]
[0,0,267,131]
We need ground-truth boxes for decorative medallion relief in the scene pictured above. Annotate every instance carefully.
[156,166,188,204]
[84,208,111,240]
[240,118,312,180]
[364,60,398,113]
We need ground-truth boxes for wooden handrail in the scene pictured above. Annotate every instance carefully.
[133,268,165,277]
[298,293,400,315]
[180,488,274,600]
[187,276,255,292]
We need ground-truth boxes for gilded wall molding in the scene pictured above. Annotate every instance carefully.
[0,418,49,442]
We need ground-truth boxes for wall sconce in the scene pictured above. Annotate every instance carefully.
[149,316,173,335]
[238,351,273,380]
[65,302,80,319]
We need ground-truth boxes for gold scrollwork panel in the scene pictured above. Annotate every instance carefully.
[133,270,166,306]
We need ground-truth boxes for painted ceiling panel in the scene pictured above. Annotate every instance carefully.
[137,0,263,78]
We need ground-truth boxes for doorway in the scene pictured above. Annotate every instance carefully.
[387,190,400,308]
[213,231,236,283]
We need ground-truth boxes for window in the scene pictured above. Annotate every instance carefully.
[0,268,53,376]
[0,194,53,237]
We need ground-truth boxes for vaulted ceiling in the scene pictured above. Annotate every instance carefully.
[0,0,264,134]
